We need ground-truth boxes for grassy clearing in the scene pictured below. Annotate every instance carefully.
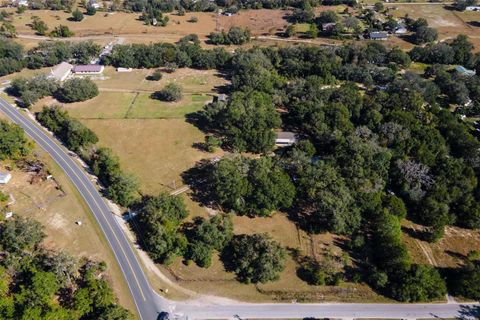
[391,4,480,48]
[160,211,388,302]
[65,92,134,119]
[95,67,227,93]
[79,118,219,194]
[127,93,211,119]
[0,151,136,313]
[403,220,480,268]
[293,23,311,33]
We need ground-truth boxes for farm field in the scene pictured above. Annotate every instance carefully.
[30,68,228,193]
[0,149,136,313]
[389,4,480,50]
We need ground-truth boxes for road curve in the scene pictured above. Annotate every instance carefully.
[0,97,164,320]
[1,97,479,320]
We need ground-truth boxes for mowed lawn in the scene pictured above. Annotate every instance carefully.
[80,118,212,193]
[64,91,211,119]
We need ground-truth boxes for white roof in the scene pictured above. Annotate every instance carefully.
[0,172,11,183]
[50,62,73,81]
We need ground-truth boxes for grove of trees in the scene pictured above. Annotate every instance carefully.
[0,217,133,320]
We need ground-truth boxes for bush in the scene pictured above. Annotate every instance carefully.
[86,5,96,15]
[222,233,286,283]
[188,16,198,23]
[50,25,74,37]
[31,16,48,35]
[153,83,182,101]
[71,9,84,22]
[148,69,162,81]
[209,27,251,45]
[56,78,99,103]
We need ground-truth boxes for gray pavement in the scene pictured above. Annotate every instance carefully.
[0,96,479,320]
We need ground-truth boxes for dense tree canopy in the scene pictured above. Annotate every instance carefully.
[136,193,188,263]
[222,233,286,283]
[56,78,99,103]
[0,120,32,160]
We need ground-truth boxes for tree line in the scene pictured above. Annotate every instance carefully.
[0,39,101,77]
[36,106,139,207]
[10,76,99,107]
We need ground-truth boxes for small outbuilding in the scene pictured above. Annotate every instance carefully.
[72,64,105,74]
[213,94,228,103]
[394,25,408,34]
[455,66,476,77]
[322,23,336,32]
[49,62,73,82]
[275,132,297,147]
[0,172,12,184]
[465,6,480,11]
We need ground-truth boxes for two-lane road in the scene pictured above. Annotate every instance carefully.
[0,97,165,320]
[1,97,479,320]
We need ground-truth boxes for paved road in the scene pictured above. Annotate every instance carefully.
[0,97,167,320]
[0,97,479,320]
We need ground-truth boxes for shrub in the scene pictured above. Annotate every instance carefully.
[71,9,84,22]
[50,25,74,37]
[153,83,182,101]
[149,69,162,81]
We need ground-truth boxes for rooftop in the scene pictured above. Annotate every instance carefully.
[276,132,296,140]
[72,64,104,73]
[370,31,388,39]
[455,66,476,76]
[50,62,73,81]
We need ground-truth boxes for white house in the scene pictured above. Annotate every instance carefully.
[0,172,12,184]
[275,132,297,146]
[49,62,73,82]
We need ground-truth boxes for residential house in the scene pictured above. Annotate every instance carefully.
[369,31,388,40]
[275,132,297,146]
[49,62,73,82]
[72,64,105,75]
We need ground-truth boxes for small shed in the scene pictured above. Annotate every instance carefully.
[322,23,336,32]
[275,132,297,146]
[465,6,480,11]
[394,25,407,34]
[213,94,228,103]
[0,172,12,184]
